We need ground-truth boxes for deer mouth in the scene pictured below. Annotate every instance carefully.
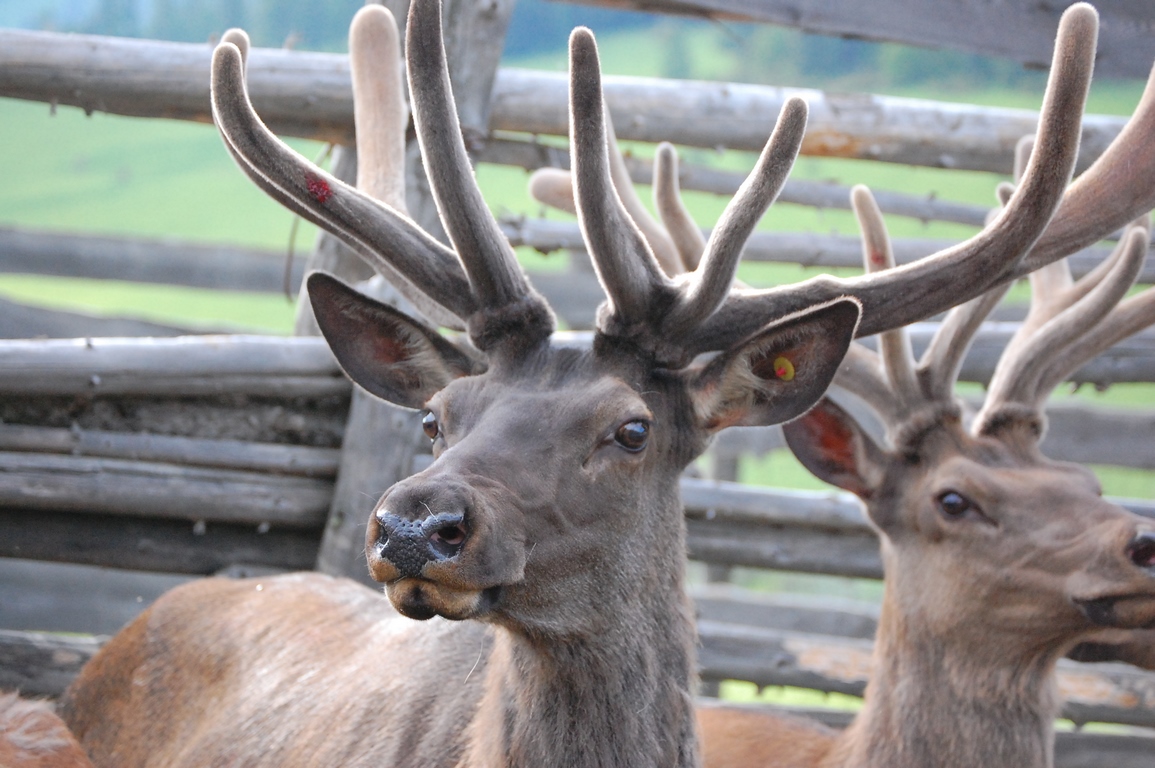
[1074,592,1155,629]
[386,577,502,621]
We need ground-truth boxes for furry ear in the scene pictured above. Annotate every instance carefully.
[689,298,860,430]
[782,397,888,500]
[307,271,483,409]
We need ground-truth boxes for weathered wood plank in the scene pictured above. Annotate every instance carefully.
[0,452,332,528]
[0,558,192,635]
[0,424,341,478]
[697,620,1155,728]
[0,629,105,699]
[0,508,319,573]
[690,583,879,640]
[0,226,305,293]
[0,29,1131,173]
[0,335,350,397]
[500,219,1155,285]
[573,0,1155,80]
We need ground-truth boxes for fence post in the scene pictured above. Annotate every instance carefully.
[312,0,519,585]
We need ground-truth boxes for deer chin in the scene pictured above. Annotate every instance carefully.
[385,577,500,621]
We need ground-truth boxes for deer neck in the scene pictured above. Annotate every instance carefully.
[461,524,699,767]
[829,581,1061,768]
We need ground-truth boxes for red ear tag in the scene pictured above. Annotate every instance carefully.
[773,356,795,381]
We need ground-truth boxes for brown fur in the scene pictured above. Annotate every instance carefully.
[0,693,93,768]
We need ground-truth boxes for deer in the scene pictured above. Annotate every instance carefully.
[57,2,1155,767]
[695,138,1155,767]
[0,693,94,768]
[527,36,1155,768]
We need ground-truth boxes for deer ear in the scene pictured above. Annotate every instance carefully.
[689,298,860,431]
[307,271,483,409]
[781,397,887,500]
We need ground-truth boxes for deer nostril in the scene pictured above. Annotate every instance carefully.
[429,522,467,558]
[1127,531,1155,569]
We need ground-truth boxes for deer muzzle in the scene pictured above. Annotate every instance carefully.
[1074,527,1155,629]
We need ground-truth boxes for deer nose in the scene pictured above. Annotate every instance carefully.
[1127,530,1155,570]
[374,510,468,579]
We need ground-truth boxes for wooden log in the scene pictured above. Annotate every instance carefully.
[578,0,1155,80]
[0,29,1131,173]
[0,508,319,573]
[0,558,191,636]
[0,226,305,293]
[0,335,350,397]
[690,583,878,640]
[0,424,341,478]
[0,629,104,699]
[0,392,349,449]
[499,219,1155,284]
[696,620,1155,728]
[712,402,1155,472]
[0,451,333,528]
[1041,402,1155,471]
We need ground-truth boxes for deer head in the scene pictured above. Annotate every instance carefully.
[781,161,1155,766]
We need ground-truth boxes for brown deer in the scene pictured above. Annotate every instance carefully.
[532,81,1155,768]
[696,143,1155,767]
[58,2,1150,767]
[0,693,93,768]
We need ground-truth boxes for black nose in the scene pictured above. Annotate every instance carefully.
[375,511,467,579]
[1128,530,1155,569]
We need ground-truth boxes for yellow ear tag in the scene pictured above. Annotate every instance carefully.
[773,356,795,381]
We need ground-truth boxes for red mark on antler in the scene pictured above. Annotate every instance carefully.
[306,173,333,204]
[868,249,886,267]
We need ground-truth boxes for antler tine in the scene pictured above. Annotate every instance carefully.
[653,142,706,272]
[687,2,1096,356]
[604,115,684,277]
[527,117,684,276]
[1024,57,1155,273]
[528,167,577,215]
[1033,224,1155,399]
[350,4,407,213]
[851,185,921,408]
[406,0,552,343]
[918,284,1012,403]
[665,98,808,336]
[569,27,674,330]
[918,136,1030,401]
[979,219,1149,423]
[834,344,904,427]
[210,39,476,324]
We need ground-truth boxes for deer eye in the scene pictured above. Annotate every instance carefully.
[936,490,974,519]
[614,420,650,452]
[421,411,440,442]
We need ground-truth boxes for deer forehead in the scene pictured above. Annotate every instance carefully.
[432,363,658,438]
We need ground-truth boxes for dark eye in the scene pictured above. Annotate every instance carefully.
[614,420,649,452]
[421,411,440,442]
[936,491,973,518]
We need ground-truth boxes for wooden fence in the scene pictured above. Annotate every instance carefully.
[1,4,1155,764]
